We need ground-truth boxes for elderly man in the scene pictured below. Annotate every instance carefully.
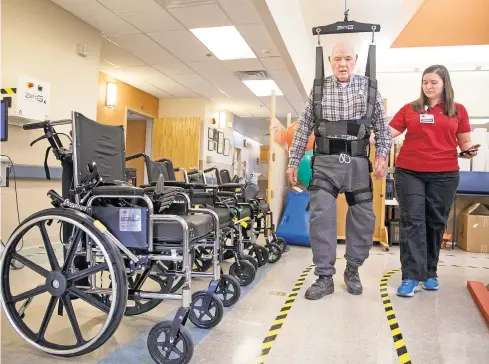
[287,42,392,299]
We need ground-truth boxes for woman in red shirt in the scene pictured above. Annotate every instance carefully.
[389,65,479,297]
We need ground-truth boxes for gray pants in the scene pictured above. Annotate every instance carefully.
[309,154,375,277]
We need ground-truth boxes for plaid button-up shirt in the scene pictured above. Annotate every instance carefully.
[288,74,392,168]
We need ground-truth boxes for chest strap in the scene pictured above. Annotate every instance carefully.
[313,42,378,135]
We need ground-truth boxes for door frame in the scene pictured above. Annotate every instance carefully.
[126,107,154,185]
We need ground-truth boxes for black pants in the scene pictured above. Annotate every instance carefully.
[394,168,459,281]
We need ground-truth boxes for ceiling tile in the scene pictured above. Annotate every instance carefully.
[134,82,173,98]
[100,51,146,67]
[153,62,194,75]
[173,73,224,98]
[121,8,184,32]
[267,69,290,80]
[260,57,287,71]
[187,61,255,98]
[82,13,140,37]
[109,33,161,54]
[148,30,213,62]
[221,59,264,72]
[97,0,163,14]
[101,37,125,55]
[52,0,111,19]
[237,24,281,58]
[133,47,179,65]
[218,0,262,25]
[155,0,217,9]
[167,4,232,29]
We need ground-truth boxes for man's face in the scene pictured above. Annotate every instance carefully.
[329,45,357,82]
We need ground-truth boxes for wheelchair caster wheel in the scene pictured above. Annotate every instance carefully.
[267,242,282,264]
[276,237,288,253]
[249,245,269,267]
[147,321,194,364]
[243,255,259,270]
[229,260,256,287]
[215,274,241,307]
[189,291,224,329]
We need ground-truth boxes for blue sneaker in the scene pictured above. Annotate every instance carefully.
[397,280,420,297]
[423,278,439,291]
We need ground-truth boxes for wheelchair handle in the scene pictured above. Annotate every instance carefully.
[23,118,71,130]
[125,152,147,161]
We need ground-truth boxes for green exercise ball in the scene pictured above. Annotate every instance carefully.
[298,150,314,187]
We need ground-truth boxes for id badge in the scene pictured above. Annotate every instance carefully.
[420,114,434,124]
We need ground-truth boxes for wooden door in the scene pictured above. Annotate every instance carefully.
[151,117,201,180]
[126,119,147,186]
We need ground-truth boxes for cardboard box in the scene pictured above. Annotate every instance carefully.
[458,203,489,253]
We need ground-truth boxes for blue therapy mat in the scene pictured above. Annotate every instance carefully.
[276,191,311,247]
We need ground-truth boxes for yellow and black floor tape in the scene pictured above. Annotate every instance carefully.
[380,269,412,364]
[255,265,314,364]
[381,263,489,364]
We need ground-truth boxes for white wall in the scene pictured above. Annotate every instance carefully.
[202,102,234,169]
[378,71,489,117]
[1,0,102,245]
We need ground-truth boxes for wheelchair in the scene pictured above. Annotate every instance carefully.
[0,112,227,363]
[220,169,288,255]
[129,155,258,288]
[188,167,284,267]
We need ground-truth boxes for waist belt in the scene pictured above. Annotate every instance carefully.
[315,137,369,157]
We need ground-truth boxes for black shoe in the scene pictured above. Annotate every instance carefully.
[305,276,334,300]
[344,265,362,295]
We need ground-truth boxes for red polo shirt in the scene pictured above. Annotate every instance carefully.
[389,102,471,172]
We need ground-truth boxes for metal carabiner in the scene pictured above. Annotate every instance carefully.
[316,27,322,45]
[371,25,377,44]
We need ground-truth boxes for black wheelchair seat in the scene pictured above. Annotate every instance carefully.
[213,207,233,228]
[238,206,252,219]
[153,214,213,244]
[92,183,144,196]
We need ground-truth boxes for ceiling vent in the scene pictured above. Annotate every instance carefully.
[156,0,215,9]
[234,70,271,81]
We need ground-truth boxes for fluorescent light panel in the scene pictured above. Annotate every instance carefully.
[243,80,283,97]
[190,26,256,60]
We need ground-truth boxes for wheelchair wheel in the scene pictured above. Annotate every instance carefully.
[243,255,259,270]
[229,260,256,287]
[147,321,194,364]
[267,242,282,264]
[0,208,128,357]
[248,245,269,267]
[124,262,175,316]
[188,291,224,329]
[275,237,288,253]
[215,274,241,307]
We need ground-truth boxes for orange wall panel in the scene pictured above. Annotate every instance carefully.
[96,72,159,126]
[392,0,489,48]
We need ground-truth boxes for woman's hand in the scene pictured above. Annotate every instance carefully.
[459,144,480,159]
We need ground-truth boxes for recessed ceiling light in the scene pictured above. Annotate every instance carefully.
[190,26,256,61]
[243,80,283,97]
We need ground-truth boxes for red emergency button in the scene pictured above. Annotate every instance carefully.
[26,82,34,88]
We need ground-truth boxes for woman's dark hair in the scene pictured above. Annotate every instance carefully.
[411,65,458,117]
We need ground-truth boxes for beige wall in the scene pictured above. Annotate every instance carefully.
[158,98,206,119]
[1,0,102,244]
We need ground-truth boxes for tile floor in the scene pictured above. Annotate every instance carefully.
[2,243,488,364]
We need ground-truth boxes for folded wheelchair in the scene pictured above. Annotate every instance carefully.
[188,167,285,267]
[127,155,259,288]
[0,112,228,363]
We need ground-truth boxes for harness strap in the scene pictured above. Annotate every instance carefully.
[345,186,373,206]
[309,178,339,198]
[313,45,324,134]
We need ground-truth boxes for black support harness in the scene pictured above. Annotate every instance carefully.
[309,11,381,206]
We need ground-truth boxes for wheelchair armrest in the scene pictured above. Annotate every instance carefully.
[163,181,207,189]
[218,183,241,189]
